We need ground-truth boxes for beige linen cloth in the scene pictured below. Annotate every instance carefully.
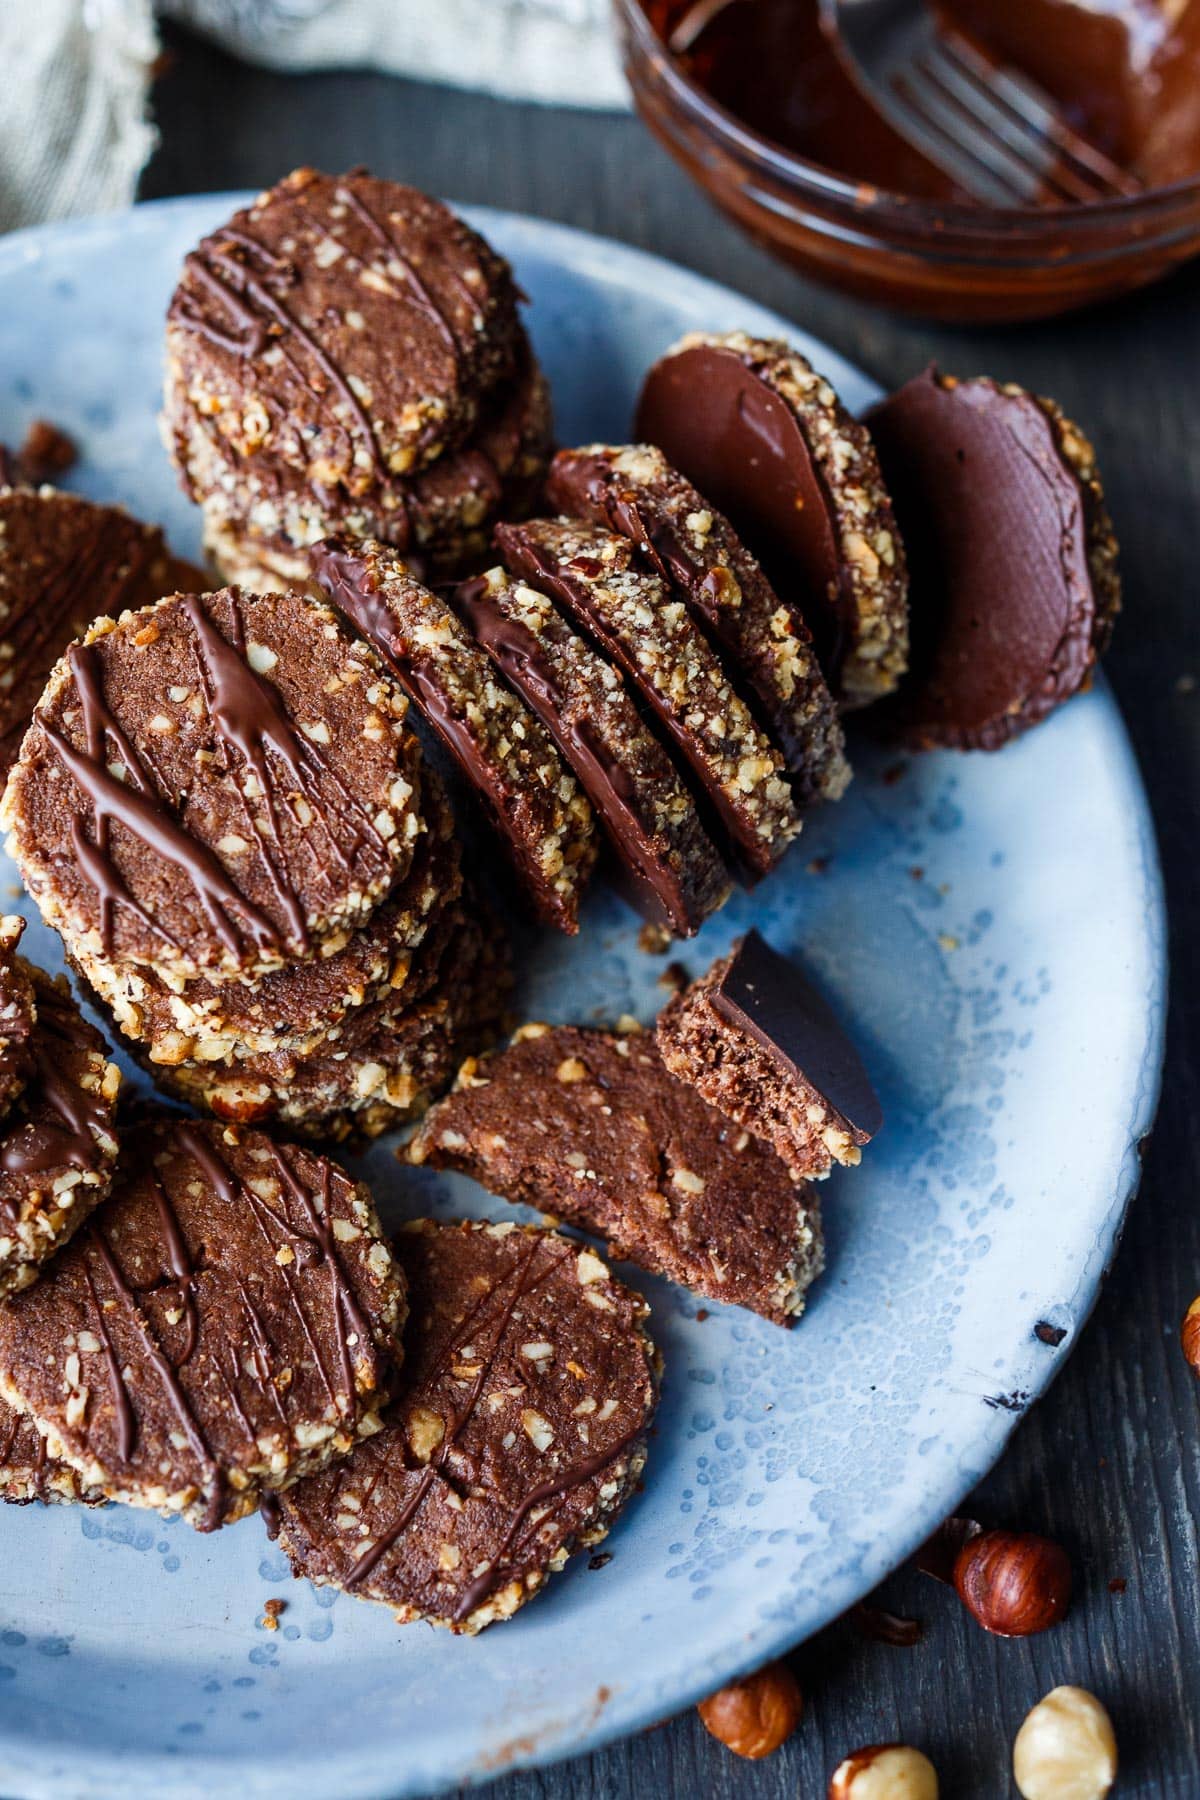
[1,0,623,232]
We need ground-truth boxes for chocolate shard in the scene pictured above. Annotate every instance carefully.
[635,331,908,708]
[545,442,849,803]
[866,365,1120,751]
[656,930,881,1181]
[453,564,731,937]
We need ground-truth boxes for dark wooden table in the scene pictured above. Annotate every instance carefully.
[143,25,1199,1797]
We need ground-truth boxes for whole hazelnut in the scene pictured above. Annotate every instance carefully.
[1181,1296,1200,1373]
[829,1743,939,1798]
[1013,1685,1117,1800]
[954,1529,1071,1636]
[696,1660,802,1758]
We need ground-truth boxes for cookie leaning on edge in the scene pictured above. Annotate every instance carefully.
[311,535,598,933]
[867,366,1121,751]
[270,1219,658,1633]
[409,1024,824,1326]
[0,1118,406,1529]
[636,330,909,709]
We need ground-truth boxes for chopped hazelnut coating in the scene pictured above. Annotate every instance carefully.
[636,330,909,708]
[546,443,849,803]
[2,586,423,985]
[0,1392,104,1507]
[0,1117,406,1530]
[496,518,801,879]
[273,1218,657,1632]
[409,1024,824,1325]
[0,967,121,1296]
[312,536,598,932]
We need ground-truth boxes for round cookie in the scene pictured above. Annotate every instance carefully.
[271,1219,657,1633]
[0,917,36,1118]
[866,367,1121,750]
[0,485,175,778]
[201,348,554,593]
[495,518,801,881]
[76,770,462,1067]
[546,443,850,803]
[312,537,598,933]
[0,969,121,1297]
[2,585,422,984]
[0,1117,407,1530]
[455,565,731,937]
[635,330,909,708]
[164,167,522,516]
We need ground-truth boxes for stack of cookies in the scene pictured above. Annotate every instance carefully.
[162,167,552,592]
[0,583,507,1140]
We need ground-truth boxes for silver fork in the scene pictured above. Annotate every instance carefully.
[818,0,1142,205]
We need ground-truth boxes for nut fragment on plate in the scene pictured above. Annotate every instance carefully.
[696,1660,803,1758]
[828,1743,939,1799]
[953,1528,1072,1637]
[1012,1686,1117,1800]
[1181,1295,1200,1373]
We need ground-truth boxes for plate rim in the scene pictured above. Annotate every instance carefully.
[0,193,1169,1799]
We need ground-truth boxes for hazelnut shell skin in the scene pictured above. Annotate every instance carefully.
[1181,1296,1200,1373]
[954,1529,1071,1637]
[829,1742,939,1798]
[697,1661,803,1758]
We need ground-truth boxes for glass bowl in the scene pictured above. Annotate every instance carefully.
[613,0,1200,322]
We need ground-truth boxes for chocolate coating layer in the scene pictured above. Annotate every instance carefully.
[635,332,908,707]
[0,1118,406,1529]
[410,1024,824,1325]
[867,367,1121,750]
[495,518,800,880]
[656,931,881,1181]
[274,1219,656,1632]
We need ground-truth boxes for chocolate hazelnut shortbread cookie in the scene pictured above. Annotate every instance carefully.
[0,916,36,1118]
[455,565,731,937]
[91,769,462,1069]
[636,331,909,708]
[410,1024,824,1325]
[312,537,597,932]
[546,444,850,803]
[0,968,121,1296]
[496,519,801,880]
[657,932,881,1182]
[3,585,422,985]
[0,1394,104,1506]
[0,485,176,777]
[0,1118,406,1529]
[867,367,1121,751]
[271,1218,657,1633]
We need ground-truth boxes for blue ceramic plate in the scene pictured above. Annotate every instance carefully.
[0,198,1166,1799]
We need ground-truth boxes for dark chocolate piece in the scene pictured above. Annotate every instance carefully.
[656,931,881,1181]
[3,585,421,983]
[866,367,1120,750]
[0,1117,406,1528]
[410,1024,824,1325]
[311,535,597,933]
[273,1218,657,1632]
[495,517,800,880]
[635,332,909,707]
[455,564,731,936]
[546,443,849,801]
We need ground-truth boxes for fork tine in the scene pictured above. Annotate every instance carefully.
[911,43,1099,204]
[933,31,1143,198]
[884,72,1031,205]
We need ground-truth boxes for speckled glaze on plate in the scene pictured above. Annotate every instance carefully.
[0,198,1166,1800]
